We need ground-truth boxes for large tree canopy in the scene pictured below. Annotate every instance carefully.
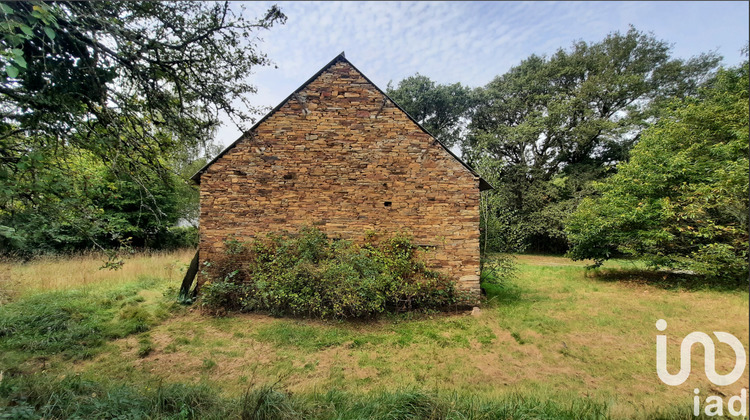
[0,1,286,254]
[464,26,720,252]
[566,62,749,284]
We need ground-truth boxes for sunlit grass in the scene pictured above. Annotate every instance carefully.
[57,254,745,419]
[0,249,194,298]
[1,252,747,419]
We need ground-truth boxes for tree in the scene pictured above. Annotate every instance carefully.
[386,74,474,148]
[0,1,285,253]
[465,26,721,252]
[0,145,191,254]
[566,61,749,284]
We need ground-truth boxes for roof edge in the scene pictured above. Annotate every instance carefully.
[191,52,493,191]
[340,58,493,191]
[190,52,348,182]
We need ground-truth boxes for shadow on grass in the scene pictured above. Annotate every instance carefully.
[587,268,748,292]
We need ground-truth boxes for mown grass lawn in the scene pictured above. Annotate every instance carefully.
[0,251,747,419]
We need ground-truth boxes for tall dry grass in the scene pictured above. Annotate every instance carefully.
[0,249,195,299]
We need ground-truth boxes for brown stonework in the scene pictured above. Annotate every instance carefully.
[193,54,490,298]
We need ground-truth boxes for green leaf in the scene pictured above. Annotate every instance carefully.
[5,65,19,78]
[5,34,23,47]
[0,3,14,15]
[13,55,26,69]
[19,24,33,37]
[11,48,23,57]
[44,27,56,40]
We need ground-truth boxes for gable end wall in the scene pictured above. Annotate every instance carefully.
[199,60,481,297]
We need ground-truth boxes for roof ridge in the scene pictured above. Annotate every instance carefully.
[190,53,347,181]
[190,53,493,191]
[341,57,493,191]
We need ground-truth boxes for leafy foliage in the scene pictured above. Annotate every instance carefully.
[200,227,459,319]
[386,74,475,148]
[0,149,197,254]
[0,1,285,253]
[1,1,285,146]
[480,254,517,286]
[464,26,720,253]
[566,62,749,284]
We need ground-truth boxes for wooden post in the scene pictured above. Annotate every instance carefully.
[178,250,199,304]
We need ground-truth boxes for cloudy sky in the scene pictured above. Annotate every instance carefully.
[214,1,749,147]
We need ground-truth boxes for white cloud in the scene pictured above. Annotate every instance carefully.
[213,1,749,147]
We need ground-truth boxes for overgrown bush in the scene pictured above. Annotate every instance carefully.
[199,228,458,319]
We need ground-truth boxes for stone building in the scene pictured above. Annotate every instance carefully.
[191,53,491,296]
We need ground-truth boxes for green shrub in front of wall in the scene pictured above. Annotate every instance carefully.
[199,227,458,319]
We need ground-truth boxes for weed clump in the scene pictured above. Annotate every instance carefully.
[137,335,153,358]
[200,228,458,319]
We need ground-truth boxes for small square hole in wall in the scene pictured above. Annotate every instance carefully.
[383,201,392,207]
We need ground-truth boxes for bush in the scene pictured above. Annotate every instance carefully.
[199,228,458,319]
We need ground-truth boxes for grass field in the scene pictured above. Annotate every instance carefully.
[0,249,194,299]
[0,251,747,419]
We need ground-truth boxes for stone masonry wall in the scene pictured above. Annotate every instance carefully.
[198,59,481,296]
